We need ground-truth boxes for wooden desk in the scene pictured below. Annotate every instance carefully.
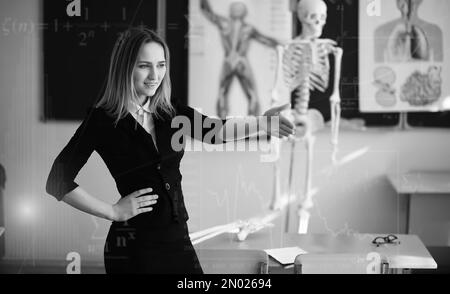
[194,230,437,273]
[388,171,450,234]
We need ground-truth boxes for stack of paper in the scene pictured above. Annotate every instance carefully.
[264,247,308,265]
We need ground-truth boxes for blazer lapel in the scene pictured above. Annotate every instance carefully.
[153,114,174,159]
[121,113,160,156]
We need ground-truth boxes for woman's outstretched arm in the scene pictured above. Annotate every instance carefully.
[217,103,295,142]
[172,103,295,147]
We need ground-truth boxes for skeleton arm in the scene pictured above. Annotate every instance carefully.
[330,46,343,162]
[271,45,287,106]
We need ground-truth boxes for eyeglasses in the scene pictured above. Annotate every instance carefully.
[372,234,401,247]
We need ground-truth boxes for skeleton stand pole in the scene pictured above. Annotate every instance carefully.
[284,139,296,233]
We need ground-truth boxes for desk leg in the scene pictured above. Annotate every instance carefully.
[406,193,411,234]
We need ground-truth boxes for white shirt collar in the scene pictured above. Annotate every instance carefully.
[129,97,151,115]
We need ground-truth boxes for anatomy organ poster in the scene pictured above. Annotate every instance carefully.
[188,0,292,118]
[359,0,449,113]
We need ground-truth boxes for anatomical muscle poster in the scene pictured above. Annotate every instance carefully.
[188,0,292,118]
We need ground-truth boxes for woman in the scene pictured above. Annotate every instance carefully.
[46,27,294,274]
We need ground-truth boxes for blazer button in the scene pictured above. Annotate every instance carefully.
[165,183,171,191]
[157,164,161,170]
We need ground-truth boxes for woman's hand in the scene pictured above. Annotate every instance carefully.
[112,187,158,222]
[261,103,295,139]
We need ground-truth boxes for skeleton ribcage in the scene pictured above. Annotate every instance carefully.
[281,41,330,115]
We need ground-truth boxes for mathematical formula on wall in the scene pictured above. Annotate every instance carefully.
[2,0,161,47]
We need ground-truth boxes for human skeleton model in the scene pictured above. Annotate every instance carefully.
[200,0,279,118]
[269,0,343,234]
[189,0,342,244]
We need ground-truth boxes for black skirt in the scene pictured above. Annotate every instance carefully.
[104,221,203,274]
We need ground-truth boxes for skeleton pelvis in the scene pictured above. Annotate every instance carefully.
[291,109,325,139]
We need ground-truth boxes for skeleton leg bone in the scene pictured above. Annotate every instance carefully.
[269,137,283,211]
[297,132,316,234]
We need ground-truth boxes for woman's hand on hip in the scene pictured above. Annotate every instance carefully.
[112,187,158,222]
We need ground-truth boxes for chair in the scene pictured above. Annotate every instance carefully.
[0,163,5,259]
[0,163,5,189]
[196,249,269,274]
[294,253,389,274]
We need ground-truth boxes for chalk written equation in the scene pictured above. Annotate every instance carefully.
[43,0,158,47]
[2,18,151,47]
[2,18,36,36]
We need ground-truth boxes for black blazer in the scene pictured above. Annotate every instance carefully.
[46,104,226,228]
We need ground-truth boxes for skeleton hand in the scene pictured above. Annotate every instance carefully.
[236,220,274,242]
[330,93,341,105]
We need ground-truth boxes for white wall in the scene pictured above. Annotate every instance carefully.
[1,0,449,263]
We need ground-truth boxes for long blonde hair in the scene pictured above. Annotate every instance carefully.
[96,27,175,125]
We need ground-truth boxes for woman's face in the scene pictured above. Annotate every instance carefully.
[133,42,167,101]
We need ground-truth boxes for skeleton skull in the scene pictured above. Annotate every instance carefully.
[297,0,327,39]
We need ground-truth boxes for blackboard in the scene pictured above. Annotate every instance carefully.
[165,0,189,111]
[295,0,449,127]
[43,0,189,121]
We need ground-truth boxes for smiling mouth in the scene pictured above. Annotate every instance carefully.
[145,83,158,88]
